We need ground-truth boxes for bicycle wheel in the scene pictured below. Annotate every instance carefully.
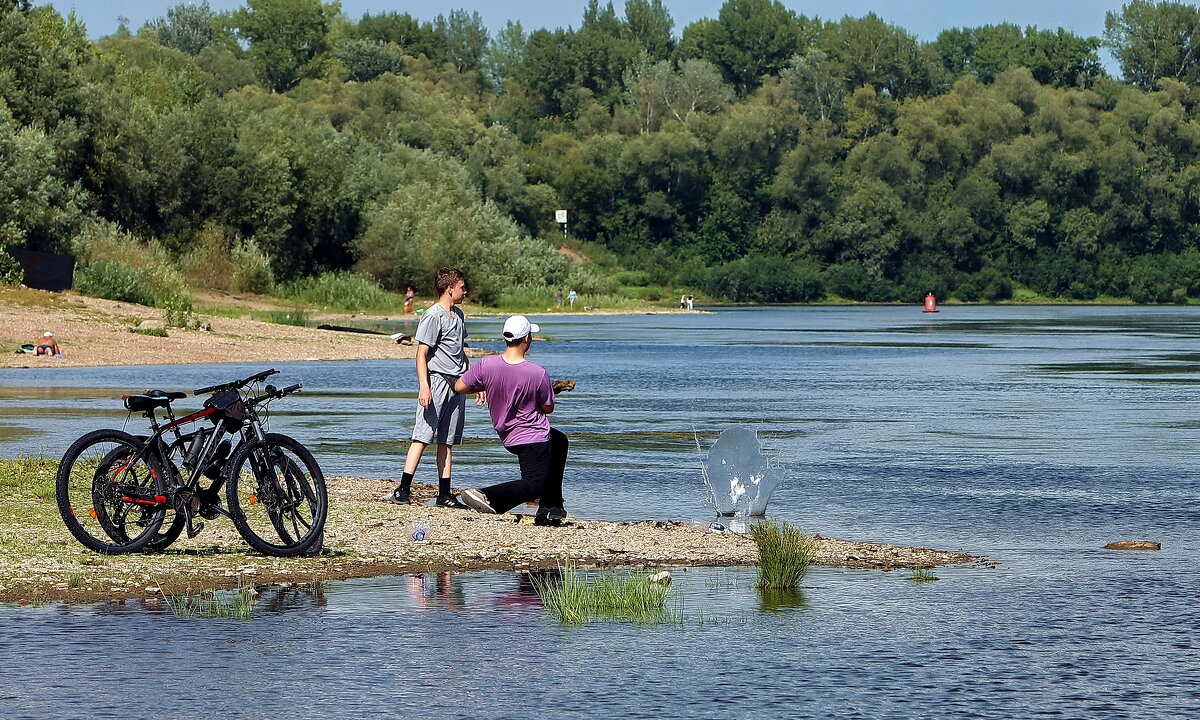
[225,433,327,557]
[56,429,167,554]
[133,436,186,552]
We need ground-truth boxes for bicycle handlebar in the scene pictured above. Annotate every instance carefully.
[246,382,303,408]
[194,368,279,395]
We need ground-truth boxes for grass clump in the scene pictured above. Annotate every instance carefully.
[531,562,676,625]
[129,326,168,337]
[279,270,399,312]
[163,580,257,620]
[904,567,939,582]
[266,309,309,326]
[749,519,816,589]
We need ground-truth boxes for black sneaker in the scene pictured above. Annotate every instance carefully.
[386,486,411,504]
[534,506,568,526]
[434,494,470,509]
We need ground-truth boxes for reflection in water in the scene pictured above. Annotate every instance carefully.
[758,588,808,613]
[405,571,548,612]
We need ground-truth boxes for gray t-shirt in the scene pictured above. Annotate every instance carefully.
[415,303,469,375]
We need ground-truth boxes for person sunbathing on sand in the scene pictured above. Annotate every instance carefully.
[34,332,61,357]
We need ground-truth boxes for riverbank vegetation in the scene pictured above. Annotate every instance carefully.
[531,562,676,624]
[7,1,1200,309]
[750,520,816,589]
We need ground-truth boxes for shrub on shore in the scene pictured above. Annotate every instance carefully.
[278,271,398,312]
[750,519,816,589]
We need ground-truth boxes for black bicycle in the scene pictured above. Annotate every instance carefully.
[55,369,327,557]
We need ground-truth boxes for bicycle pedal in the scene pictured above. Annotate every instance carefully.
[186,520,205,538]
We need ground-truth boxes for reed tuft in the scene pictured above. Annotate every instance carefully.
[749,519,816,589]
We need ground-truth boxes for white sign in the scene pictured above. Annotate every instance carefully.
[555,209,568,224]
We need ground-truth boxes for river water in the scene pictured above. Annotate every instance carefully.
[0,306,1197,718]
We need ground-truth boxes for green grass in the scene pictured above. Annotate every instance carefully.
[129,326,168,337]
[530,562,677,625]
[163,579,257,620]
[0,456,58,500]
[904,567,939,582]
[265,309,310,326]
[749,519,817,589]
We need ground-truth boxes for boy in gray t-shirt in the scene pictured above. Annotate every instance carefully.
[389,267,475,508]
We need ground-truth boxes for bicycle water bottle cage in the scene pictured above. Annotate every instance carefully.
[123,394,173,412]
[204,389,246,431]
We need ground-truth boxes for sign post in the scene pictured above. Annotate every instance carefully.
[555,209,568,237]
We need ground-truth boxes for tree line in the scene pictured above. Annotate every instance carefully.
[5,0,1200,304]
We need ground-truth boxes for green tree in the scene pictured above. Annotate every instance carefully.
[818,13,932,100]
[233,0,337,92]
[683,0,812,94]
[146,1,218,55]
[432,9,488,75]
[337,39,405,81]
[1104,0,1200,87]
[623,0,674,60]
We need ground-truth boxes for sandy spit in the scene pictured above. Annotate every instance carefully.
[0,476,988,605]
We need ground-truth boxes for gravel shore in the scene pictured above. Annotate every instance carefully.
[0,469,986,604]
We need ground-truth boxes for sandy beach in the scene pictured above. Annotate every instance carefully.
[0,288,422,369]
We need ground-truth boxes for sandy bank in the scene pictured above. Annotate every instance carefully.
[0,471,987,605]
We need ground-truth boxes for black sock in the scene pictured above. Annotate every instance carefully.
[439,476,452,497]
[400,472,414,491]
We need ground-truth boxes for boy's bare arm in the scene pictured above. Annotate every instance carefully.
[416,344,433,408]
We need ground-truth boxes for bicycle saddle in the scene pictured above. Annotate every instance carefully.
[123,390,184,411]
[145,389,188,400]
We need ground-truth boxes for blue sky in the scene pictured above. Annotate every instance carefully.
[63,0,1130,71]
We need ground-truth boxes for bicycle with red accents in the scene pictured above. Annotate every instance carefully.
[55,368,327,557]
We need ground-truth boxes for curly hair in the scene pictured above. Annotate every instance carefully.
[435,267,466,296]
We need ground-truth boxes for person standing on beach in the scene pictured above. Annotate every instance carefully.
[555,289,563,308]
[454,315,569,526]
[404,286,415,314]
[390,268,474,508]
[567,289,577,308]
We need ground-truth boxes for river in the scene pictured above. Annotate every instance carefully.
[0,305,1196,718]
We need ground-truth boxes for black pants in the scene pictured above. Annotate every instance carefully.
[481,428,568,514]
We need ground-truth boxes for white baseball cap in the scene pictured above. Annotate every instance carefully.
[43,332,53,337]
[502,315,540,341]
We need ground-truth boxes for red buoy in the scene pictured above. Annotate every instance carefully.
[923,293,939,313]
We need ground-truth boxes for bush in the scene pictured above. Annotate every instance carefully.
[182,225,275,294]
[749,520,816,589]
[0,247,22,285]
[75,261,156,305]
[611,270,652,286]
[279,271,398,312]
[72,221,188,307]
[708,255,825,302]
[229,240,274,294]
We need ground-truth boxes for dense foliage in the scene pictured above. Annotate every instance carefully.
[5,0,1200,304]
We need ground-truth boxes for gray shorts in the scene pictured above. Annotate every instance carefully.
[411,373,465,445]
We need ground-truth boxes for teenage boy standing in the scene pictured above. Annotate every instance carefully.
[391,267,475,508]
[453,315,568,525]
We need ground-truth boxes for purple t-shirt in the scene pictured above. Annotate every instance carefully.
[459,355,554,446]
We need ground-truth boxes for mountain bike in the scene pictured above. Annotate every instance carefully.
[55,369,327,557]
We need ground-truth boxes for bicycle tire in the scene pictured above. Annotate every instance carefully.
[225,433,327,557]
[127,436,185,552]
[56,429,167,554]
